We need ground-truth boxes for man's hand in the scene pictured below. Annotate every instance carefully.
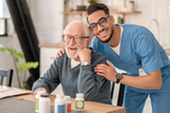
[78,48,91,64]
[94,60,117,82]
[56,49,65,59]
[34,88,48,96]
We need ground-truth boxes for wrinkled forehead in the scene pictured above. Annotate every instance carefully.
[64,22,86,36]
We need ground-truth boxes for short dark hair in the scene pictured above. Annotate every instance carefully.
[87,3,110,16]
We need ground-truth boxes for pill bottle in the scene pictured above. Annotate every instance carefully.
[75,93,84,111]
[55,94,66,113]
[35,90,46,112]
[128,0,135,11]
[39,94,51,113]
[64,96,71,113]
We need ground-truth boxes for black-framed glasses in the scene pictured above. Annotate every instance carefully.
[89,16,110,31]
[62,34,89,43]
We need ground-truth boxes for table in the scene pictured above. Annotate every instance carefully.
[16,93,125,113]
[0,87,125,113]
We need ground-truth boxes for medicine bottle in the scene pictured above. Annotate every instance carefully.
[55,94,66,113]
[64,96,72,113]
[39,94,51,113]
[128,0,135,11]
[35,90,46,112]
[75,93,84,111]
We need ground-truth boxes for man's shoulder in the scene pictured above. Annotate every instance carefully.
[90,37,107,52]
[91,49,103,56]
[91,50,107,63]
[91,36,101,43]
[122,24,148,32]
[54,53,68,64]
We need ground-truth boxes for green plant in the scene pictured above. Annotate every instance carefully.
[0,46,39,88]
[88,0,97,4]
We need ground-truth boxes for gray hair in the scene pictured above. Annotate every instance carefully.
[63,20,92,37]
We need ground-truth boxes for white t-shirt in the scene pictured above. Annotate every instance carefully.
[111,26,123,55]
[70,59,80,68]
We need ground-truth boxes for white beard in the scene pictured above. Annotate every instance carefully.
[65,45,80,59]
[65,39,88,59]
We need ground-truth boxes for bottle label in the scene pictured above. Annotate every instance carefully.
[57,105,66,113]
[35,98,39,111]
[75,100,84,110]
[66,103,71,113]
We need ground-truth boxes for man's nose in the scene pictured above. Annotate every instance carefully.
[68,37,75,45]
[97,23,104,31]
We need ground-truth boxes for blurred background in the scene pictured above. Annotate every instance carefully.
[0,0,170,112]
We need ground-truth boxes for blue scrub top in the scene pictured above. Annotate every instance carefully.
[90,24,170,93]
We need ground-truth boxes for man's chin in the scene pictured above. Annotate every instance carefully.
[100,37,111,43]
[66,47,79,59]
[67,54,78,59]
[99,29,114,43]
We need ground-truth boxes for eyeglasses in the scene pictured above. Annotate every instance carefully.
[62,34,89,43]
[89,16,110,31]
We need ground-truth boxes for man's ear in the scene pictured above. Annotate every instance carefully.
[87,37,92,47]
[110,15,115,24]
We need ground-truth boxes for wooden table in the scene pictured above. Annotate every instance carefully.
[16,93,125,113]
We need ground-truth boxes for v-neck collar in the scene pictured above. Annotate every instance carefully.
[67,58,80,71]
[111,26,123,55]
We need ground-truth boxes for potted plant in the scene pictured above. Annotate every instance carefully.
[88,0,97,4]
[0,46,39,88]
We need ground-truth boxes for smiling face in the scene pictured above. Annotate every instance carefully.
[64,22,89,60]
[88,10,115,43]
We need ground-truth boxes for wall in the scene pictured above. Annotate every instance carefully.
[29,0,64,44]
[125,0,170,49]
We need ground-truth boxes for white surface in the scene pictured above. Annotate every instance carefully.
[40,47,61,76]
[0,86,31,99]
[30,0,64,44]
[0,0,11,18]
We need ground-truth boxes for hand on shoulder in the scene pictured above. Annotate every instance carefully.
[56,49,65,59]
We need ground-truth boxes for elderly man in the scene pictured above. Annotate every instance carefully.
[32,20,111,104]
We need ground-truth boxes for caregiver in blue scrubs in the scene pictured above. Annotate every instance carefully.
[87,3,170,113]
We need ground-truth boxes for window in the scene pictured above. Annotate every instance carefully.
[0,19,7,36]
[0,0,10,36]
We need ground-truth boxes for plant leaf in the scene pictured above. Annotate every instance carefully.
[17,62,39,72]
[0,47,24,61]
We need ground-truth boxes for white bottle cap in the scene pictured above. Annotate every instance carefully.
[64,96,71,101]
[76,93,84,98]
[37,90,46,95]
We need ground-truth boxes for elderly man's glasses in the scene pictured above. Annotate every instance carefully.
[89,16,110,31]
[62,34,89,43]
